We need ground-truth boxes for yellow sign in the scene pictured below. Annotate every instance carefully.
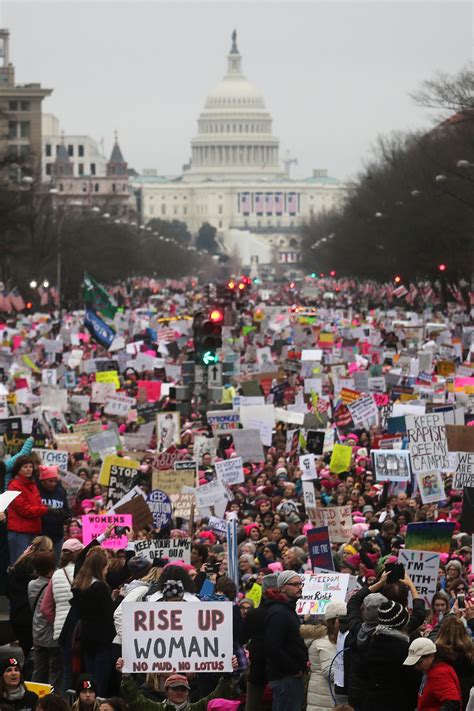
[319,332,335,344]
[25,682,53,698]
[99,454,140,486]
[96,370,120,388]
[329,443,353,474]
[152,468,196,495]
[253,309,264,322]
[22,354,41,373]
[246,583,262,608]
[437,360,456,377]
[7,393,17,406]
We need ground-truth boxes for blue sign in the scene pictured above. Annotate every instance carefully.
[147,489,172,529]
[84,309,115,349]
[307,526,334,571]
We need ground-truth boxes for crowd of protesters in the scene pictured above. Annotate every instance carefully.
[0,275,473,711]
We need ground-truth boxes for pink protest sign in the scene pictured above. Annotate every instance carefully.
[81,513,133,549]
[137,380,161,402]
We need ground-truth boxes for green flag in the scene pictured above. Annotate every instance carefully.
[83,273,117,320]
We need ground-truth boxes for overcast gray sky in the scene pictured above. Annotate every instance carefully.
[3,0,473,181]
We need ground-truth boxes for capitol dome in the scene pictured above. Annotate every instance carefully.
[184,31,285,182]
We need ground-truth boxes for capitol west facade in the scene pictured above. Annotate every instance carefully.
[132,33,346,267]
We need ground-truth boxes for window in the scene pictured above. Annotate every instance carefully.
[45,144,52,157]
[6,144,17,159]
[112,183,116,192]
[20,122,30,138]
[82,182,88,192]
[8,121,17,139]
[67,145,74,157]
[78,164,84,176]
[20,101,30,111]
[78,145,84,157]
[219,221,222,228]
[8,101,18,111]
[173,207,177,215]
[45,163,52,175]
[19,145,29,158]
[161,204,166,215]
[90,163,96,175]
[59,183,64,192]
[183,207,187,215]
[94,183,100,192]
[150,206,154,215]
[218,205,223,214]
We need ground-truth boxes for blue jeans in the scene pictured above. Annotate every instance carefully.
[270,676,305,711]
[84,645,113,697]
[8,531,34,564]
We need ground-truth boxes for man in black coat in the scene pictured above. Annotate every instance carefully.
[37,466,70,560]
[263,570,308,711]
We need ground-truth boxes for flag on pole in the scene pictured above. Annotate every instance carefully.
[9,287,25,311]
[84,309,116,349]
[83,273,117,320]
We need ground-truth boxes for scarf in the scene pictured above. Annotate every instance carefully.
[374,625,409,641]
[6,686,26,701]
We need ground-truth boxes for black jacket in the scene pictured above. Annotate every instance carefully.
[263,592,308,681]
[38,481,70,542]
[69,580,116,650]
[0,688,39,711]
[364,629,421,711]
[7,558,35,628]
[242,597,272,684]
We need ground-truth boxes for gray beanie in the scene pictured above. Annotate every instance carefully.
[362,593,388,623]
[262,573,278,592]
[277,570,301,589]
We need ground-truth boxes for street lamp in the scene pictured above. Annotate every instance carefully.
[435,174,447,182]
[91,206,100,214]
[29,280,37,288]
[456,159,474,168]
[43,280,49,288]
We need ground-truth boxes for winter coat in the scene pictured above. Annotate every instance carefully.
[7,557,35,629]
[71,699,100,711]
[7,474,47,534]
[300,624,336,711]
[2,437,34,491]
[51,563,75,639]
[28,575,57,647]
[418,661,462,711]
[263,590,309,681]
[38,481,70,542]
[0,686,38,711]
[69,579,116,651]
[364,627,421,711]
[442,653,474,710]
[241,596,272,685]
[121,673,234,711]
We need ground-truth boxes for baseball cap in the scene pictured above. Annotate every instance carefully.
[61,538,84,553]
[164,674,190,690]
[403,638,436,665]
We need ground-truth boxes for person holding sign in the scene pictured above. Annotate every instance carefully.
[116,656,238,711]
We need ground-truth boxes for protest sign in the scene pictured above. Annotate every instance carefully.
[101,455,141,508]
[86,425,122,459]
[305,430,325,456]
[104,393,136,417]
[207,410,240,435]
[152,468,195,495]
[371,449,411,482]
[299,453,317,480]
[193,436,218,465]
[398,549,440,607]
[405,522,455,553]
[460,488,474,533]
[329,444,352,474]
[33,448,69,470]
[314,505,352,543]
[446,425,474,453]
[173,493,195,519]
[0,490,20,512]
[41,388,68,413]
[96,370,120,388]
[42,369,57,386]
[99,454,140,486]
[194,479,227,512]
[156,412,180,451]
[147,489,173,529]
[246,583,262,608]
[415,471,445,504]
[406,413,449,474]
[53,433,84,453]
[307,527,334,570]
[134,537,191,564]
[208,516,227,536]
[82,513,132,549]
[451,452,474,489]
[347,394,379,428]
[302,481,317,521]
[215,457,244,486]
[60,470,84,506]
[296,572,349,616]
[91,382,116,404]
[232,429,264,462]
[114,492,154,531]
[154,446,191,471]
[121,601,233,673]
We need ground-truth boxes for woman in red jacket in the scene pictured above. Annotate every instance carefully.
[403,637,462,711]
[7,456,48,564]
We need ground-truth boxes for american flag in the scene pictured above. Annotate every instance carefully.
[254,193,264,215]
[265,193,273,214]
[274,193,283,214]
[0,288,11,312]
[9,287,25,311]
[317,396,330,414]
[50,286,60,305]
[38,287,49,306]
[287,192,298,214]
[157,327,176,343]
[241,192,251,215]
[393,285,408,298]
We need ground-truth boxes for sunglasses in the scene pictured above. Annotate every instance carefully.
[170,686,188,693]
[286,581,303,587]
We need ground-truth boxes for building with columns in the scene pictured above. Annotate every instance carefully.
[132,31,346,268]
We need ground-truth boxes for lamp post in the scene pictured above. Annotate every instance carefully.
[48,188,62,310]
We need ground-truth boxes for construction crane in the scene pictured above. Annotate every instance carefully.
[283,150,298,177]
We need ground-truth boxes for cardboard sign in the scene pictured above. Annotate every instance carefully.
[329,444,352,474]
[152,468,195,495]
[215,457,245,486]
[82,513,132,549]
[114,492,154,532]
[33,448,69,470]
[398,549,440,607]
[415,471,446,504]
[147,489,173,528]
[296,572,349,616]
[86,425,122,459]
[102,456,141,508]
[207,410,240,435]
[314,505,352,543]
[451,452,474,489]
[134,537,191,564]
[406,413,449,474]
[371,449,411,482]
[53,433,84,453]
[446,425,474,453]
[122,601,233,673]
[232,429,264,462]
[194,479,227,511]
[405,522,455,554]
[307,527,334,570]
[299,453,317,481]
[104,393,136,417]
[173,493,195,519]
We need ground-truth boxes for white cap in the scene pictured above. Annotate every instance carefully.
[403,638,436,665]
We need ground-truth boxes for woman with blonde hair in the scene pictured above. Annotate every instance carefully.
[6,535,53,659]
[435,615,474,709]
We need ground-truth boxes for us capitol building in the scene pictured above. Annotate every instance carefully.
[132,31,346,269]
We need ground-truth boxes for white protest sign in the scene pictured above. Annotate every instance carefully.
[134,538,191,564]
[41,387,68,412]
[451,452,474,489]
[398,549,440,607]
[0,395,8,418]
[42,369,57,386]
[42,339,63,354]
[91,381,116,404]
[215,457,245,486]
[239,404,275,433]
[347,394,379,428]
[208,516,227,536]
[301,349,323,361]
[232,429,265,462]
[302,480,317,510]
[415,471,446,504]
[304,378,323,395]
[194,480,228,511]
[33,448,69,470]
[371,450,411,482]
[206,411,240,435]
[406,412,449,474]
[296,572,349,616]
[104,393,136,417]
[246,418,273,447]
[299,454,317,481]
[314,505,352,543]
[122,601,233,673]
[68,349,83,368]
[0,490,20,512]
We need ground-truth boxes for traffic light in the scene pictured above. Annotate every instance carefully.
[193,310,222,366]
